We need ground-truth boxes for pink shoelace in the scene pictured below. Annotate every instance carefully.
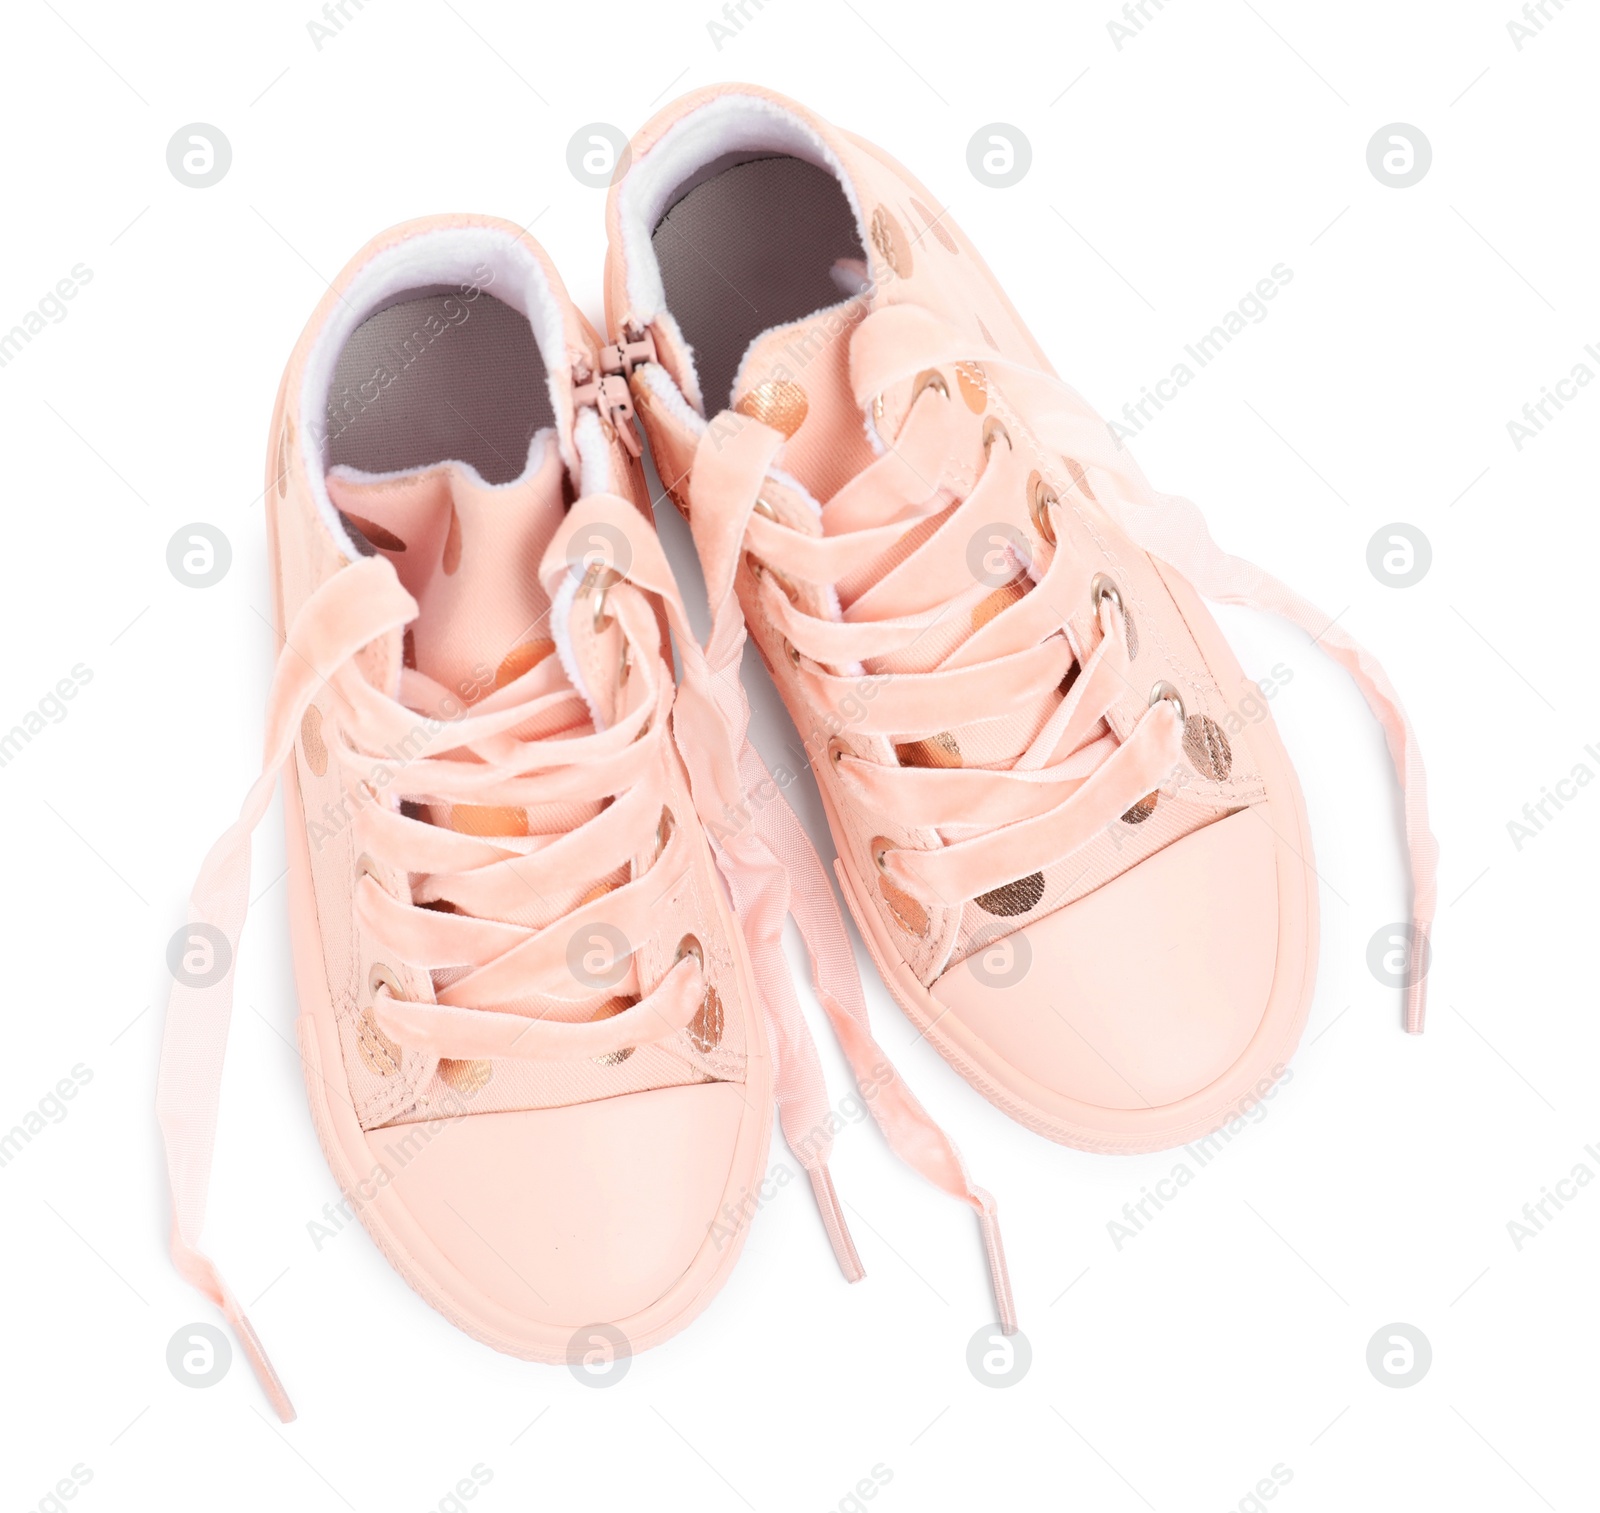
[686,299,1437,1036]
[157,490,1015,1422]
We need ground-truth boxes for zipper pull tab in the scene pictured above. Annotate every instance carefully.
[572,369,643,458]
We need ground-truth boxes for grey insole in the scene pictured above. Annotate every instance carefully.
[325,288,553,485]
[651,154,864,412]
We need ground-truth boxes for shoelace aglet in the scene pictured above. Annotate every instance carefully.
[222,1297,297,1422]
[807,1164,866,1283]
[1404,921,1430,1035]
[978,1205,1018,1337]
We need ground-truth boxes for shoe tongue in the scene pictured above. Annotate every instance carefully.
[326,440,567,704]
[726,296,877,504]
[327,442,623,876]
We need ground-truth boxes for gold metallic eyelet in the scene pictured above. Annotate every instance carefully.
[981,416,1011,460]
[785,639,802,667]
[911,369,950,405]
[580,561,622,633]
[1149,680,1185,722]
[827,738,848,767]
[655,807,675,860]
[672,934,723,1052]
[753,496,780,522]
[1090,573,1122,614]
[368,962,402,1001]
[1027,471,1058,547]
[871,835,926,937]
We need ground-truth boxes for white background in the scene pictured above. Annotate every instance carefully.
[2,1,1596,1509]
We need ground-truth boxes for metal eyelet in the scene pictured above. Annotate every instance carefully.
[785,639,802,667]
[827,738,848,767]
[580,560,622,633]
[910,369,950,405]
[672,934,723,1052]
[1027,471,1058,547]
[753,496,780,522]
[368,962,402,1002]
[1149,680,1185,721]
[981,416,1011,460]
[872,838,894,874]
[1090,573,1122,614]
[655,807,675,860]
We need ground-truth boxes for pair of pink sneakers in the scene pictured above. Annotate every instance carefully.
[158,85,1436,1419]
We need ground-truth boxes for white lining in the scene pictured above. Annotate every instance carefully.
[637,362,707,435]
[573,409,614,499]
[299,228,570,561]
[548,570,602,731]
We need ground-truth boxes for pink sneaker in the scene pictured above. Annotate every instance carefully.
[602,86,1438,1155]
[156,215,1011,1418]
